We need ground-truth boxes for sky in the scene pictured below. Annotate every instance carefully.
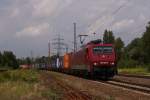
[0,0,150,58]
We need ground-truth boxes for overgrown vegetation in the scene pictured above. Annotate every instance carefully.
[118,67,150,75]
[0,70,39,99]
[0,70,38,82]
[0,70,61,100]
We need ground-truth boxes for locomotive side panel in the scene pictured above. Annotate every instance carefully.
[70,49,88,70]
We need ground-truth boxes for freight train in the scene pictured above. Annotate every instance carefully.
[50,39,117,79]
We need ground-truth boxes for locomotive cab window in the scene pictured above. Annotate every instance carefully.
[93,46,113,54]
[103,46,113,53]
[93,46,103,54]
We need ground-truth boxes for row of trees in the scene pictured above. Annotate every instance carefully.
[18,56,50,65]
[0,51,18,69]
[103,22,150,68]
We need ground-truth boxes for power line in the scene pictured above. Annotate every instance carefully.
[87,0,130,34]
[112,0,130,16]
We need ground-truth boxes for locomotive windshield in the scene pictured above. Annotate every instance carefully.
[103,46,113,53]
[93,46,113,54]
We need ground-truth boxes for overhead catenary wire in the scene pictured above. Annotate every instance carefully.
[87,0,130,34]
[87,0,150,46]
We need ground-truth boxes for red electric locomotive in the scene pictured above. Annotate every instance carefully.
[63,40,117,78]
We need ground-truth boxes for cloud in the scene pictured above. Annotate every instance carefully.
[32,0,59,17]
[31,0,73,17]
[112,19,135,30]
[16,23,50,38]
[139,13,146,21]
[10,8,20,17]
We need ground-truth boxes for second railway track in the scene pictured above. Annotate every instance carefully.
[105,80,150,94]
[91,74,150,95]
[102,74,150,94]
[118,74,150,79]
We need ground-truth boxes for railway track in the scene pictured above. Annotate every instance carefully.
[67,73,150,94]
[96,74,150,94]
[89,74,150,94]
[118,74,150,79]
[112,78,150,88]
[91,80,150,96]
[105,80,150,94]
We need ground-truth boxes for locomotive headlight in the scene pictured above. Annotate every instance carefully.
[94,62,97,66]
[111,62,115,65]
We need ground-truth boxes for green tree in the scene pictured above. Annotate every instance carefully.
[0,52,2,65]
[115,37,124,61]
[126,38,144,64]
[17,58,26,65]
[117,38,142,68]
[103,29,115,44]
[142,22,150,63]
[0,52,2,66]
[25,57,32,65]
[2,51,19,69]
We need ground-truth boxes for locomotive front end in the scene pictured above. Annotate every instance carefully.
[89,44,117,78]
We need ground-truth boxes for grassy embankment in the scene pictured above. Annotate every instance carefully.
[119,66,150,76]
[0,66,13,71]
[0,70,61,100]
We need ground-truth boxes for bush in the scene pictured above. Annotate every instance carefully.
[117,59,138,68]
[0,71,11,82]
[0,70,39,83]
[145,64,150,72]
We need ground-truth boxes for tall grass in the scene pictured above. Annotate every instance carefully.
[119,67,150,75]
[0,70,62,100]
[0,70,40,99]
[0,70,39,83]
[0,81,36,100]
